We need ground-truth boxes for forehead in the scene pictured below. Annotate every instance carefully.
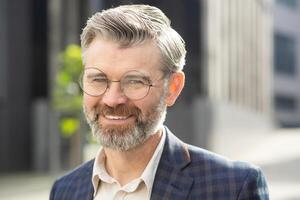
[84,38,162,77]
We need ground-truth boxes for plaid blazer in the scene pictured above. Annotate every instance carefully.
[50,127,269,200]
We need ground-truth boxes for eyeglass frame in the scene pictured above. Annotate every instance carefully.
[78,67,170,100]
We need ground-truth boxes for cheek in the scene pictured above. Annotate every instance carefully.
[137,90,165,113]
[84,95,100,109]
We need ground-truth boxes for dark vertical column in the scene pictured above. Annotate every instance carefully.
[0,0,9,171]
[31,0,49,172]
[61,0,82,46]
[0,0,33,171]
[32,0,48,99]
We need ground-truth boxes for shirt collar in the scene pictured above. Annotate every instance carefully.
[140,127,166,196]
[92,127,166,197]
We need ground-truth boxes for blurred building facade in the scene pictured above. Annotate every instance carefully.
[273,0,300,127]
[195,0,274,156]
[0,0,274,172]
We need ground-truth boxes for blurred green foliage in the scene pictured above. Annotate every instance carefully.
[53,44,83,138]
[60,117,80,138]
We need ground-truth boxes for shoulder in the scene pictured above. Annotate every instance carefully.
[50,159,94,200]
[164,127,262,175]
[186,144,269,198]
[163,127,268,198]
[55,159,94,185]
[164,127,265,179]
[187,144,261,174]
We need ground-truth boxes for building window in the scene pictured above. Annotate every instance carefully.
[276,0,298,8]
[274,33,297,75]
[275,95,297,111]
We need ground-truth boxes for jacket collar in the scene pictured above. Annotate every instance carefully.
[81,159,95,200]
[150,126,194,200]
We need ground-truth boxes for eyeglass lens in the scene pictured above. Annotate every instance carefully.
[80,68,153,100]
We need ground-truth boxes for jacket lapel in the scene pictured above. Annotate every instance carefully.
[78,159,95,200]
[151,127,194,200]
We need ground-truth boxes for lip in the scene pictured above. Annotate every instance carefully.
[105,115,131,120]
[99,114,136,125]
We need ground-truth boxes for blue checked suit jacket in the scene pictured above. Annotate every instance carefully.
[50,127,269,200]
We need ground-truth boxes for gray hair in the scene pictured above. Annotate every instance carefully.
[80,4,186,74]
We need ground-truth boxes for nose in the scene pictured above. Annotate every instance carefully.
[101,81,128,107]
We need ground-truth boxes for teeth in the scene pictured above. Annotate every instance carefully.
[105,115,129,120]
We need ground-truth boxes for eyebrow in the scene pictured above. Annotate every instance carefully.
[124,74,151,81]
[86,72,106,78]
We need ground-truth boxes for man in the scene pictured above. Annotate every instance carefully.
[50,4,269,200]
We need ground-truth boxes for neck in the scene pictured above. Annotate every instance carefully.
[103,129,163,186]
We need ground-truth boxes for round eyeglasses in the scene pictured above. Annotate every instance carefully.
[79,67,162,100]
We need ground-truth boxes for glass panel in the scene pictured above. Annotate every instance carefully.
[275,95,297,111]
[276,0,298,8]
[274,33,297,75]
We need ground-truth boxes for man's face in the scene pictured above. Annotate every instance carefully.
[83,38,168,151]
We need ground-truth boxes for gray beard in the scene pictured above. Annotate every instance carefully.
[83,95,167,151]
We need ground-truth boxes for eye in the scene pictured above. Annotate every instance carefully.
[92,77,107,83]
[123,74,151,85]
[85,73,107,84]
[128,79,145,85]
[123,76,150,87]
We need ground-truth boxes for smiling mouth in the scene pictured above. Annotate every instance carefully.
[104,115,131,120]
[100,114,135,126]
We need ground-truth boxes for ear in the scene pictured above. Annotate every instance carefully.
[165,71,185,107]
